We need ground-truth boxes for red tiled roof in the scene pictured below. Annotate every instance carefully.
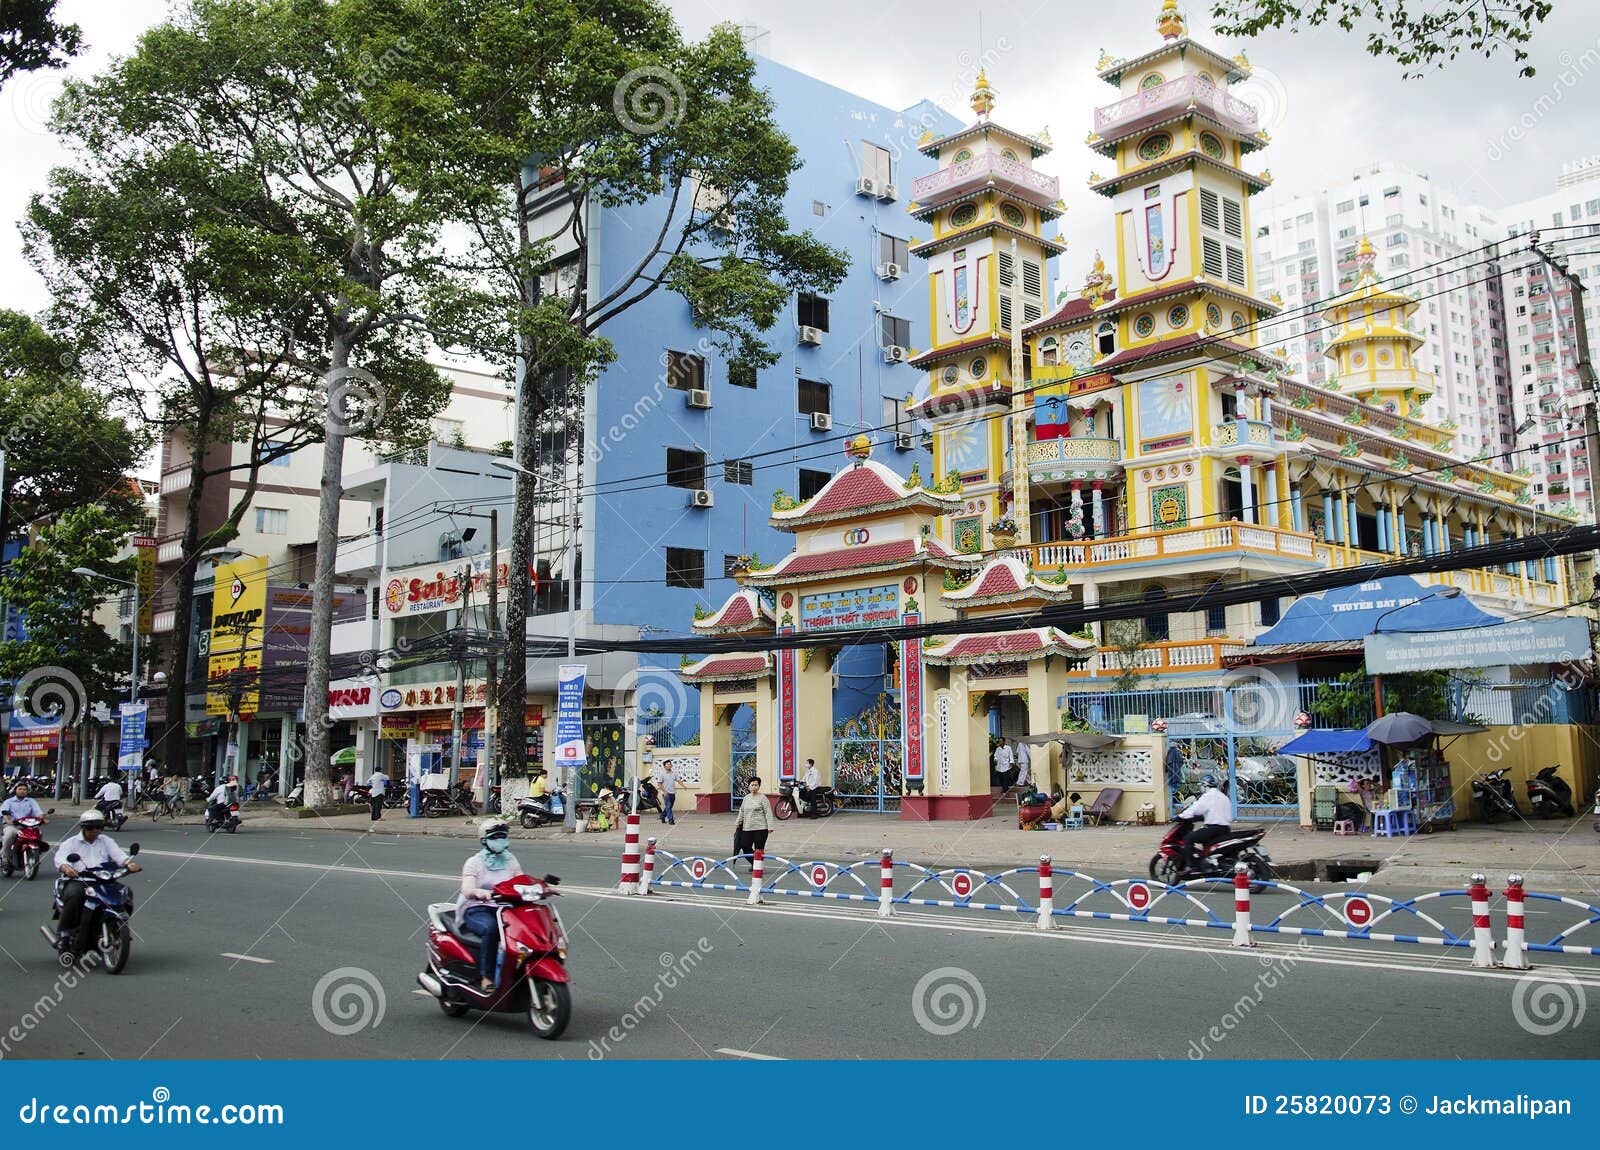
[908,334,1010,369]
[1095,333,1279,372]
[680,653,771,681]
[1025,293,1114,333]
[692,589,774,633]
[776,539,917,577]
[772,459,961,529]
[968,562,1022,597]
[1094,279,1276,320]
[807,467,902,517]
[922,627,1094,665]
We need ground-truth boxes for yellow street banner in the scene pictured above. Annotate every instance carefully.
[206,556,268,718]
[133,536,156,635]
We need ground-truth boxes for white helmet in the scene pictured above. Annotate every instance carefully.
[78,809,106,827]
[477,817,510,846]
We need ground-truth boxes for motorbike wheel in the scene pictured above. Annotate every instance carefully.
[815,794,835,818]
[773,799,794,821]
[1241,852,1274,886]
[24,851,39,880]
[520,813,539,830]
[1149,854,1181,886]
[1,860,11,878]
[528,979,572,1040]
[439,997,470,1019]
[225,822,238,833]
[99,921,131,975]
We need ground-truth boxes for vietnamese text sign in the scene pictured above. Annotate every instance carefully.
[1365,617,1593,673]
[555,664,587,767]
[117,702,148,770]
[798,584,899,632]
[133,536,156,635]
[7,720,59,759]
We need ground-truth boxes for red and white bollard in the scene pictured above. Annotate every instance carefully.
[747,847,765,905]
[1037,855,1054,931]
[639,837,657,896]
[618,813,642,894]
[1232,863,1255,948]
[1469,872,1494,968]
[1501,873,1531,969]
[877,849,894,918]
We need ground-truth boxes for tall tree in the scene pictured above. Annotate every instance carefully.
[1210,0,1554,77]
[381,0,849,781]
[0,0,82,88]
[25,10,451,780]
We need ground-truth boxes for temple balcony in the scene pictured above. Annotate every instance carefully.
[1066,637,1247,678]
[1025,436,1123,480]
[1210,418,1275,458]
[1092,74,1260,141]
[1020,521,1319,577]
[909,150,1060,209]
[1315,543,1568,608]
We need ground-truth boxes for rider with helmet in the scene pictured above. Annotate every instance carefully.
[206,775,241,826]
[53,809,140,954]
[459,818,523,991]
[1176,774,1233,870]
[1,780,46,868]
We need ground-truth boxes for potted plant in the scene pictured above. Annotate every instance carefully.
[988,516,1019,547]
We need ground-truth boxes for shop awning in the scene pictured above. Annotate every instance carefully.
[1250,575,1503,647]
[1277,728,1373,755]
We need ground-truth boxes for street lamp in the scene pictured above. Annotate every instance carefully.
[72,567,141,800]
[1369,586,1461,717]
[492,457,579,829]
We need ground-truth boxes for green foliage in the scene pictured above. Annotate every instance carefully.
[1310,666,1453,727]
[1210,0,1553,78]
[1104,618,1147,694]
[0,0,81,88]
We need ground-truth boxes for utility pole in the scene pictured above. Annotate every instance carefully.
[450,562,470,786]
[485,508,499,808]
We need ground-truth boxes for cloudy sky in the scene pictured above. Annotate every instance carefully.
[4,0,1598,309]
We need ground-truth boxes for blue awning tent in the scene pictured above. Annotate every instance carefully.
[1250,575,1504,647]
[1277,728,1372,755]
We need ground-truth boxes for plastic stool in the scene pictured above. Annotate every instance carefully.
[1332,819,1356,836]
[1371,808,1416,838]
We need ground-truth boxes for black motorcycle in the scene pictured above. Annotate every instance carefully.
[625,779,663,816]
[42,844,141,973]
[204,800,242,833]
[1149,816,1272,885]
[774,780,836,820]
[1471,768,1519,822]
[1527,765,1576,818]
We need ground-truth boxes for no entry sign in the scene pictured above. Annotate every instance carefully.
[810,864,828,888]
[1127,882,1152,910]
[690,859,708,881]
[951,872,973,899]
[1345,896,1374,928]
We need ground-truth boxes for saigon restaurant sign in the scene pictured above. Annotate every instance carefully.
[799,584,899,632]
[383,551,511,617]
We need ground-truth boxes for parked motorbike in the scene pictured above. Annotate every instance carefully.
[417,873,571,1039]
[2,808,54,879]
[624,779,662,816]
[1149,816,1272,885]
[451,781,480,817]
[774,780,836,820]
[285,782,304,809]
[1526,764,1576,818]
[204,801,242,834]
[517,789,566,829]
[41,844,141,973]
[419,784,463,818]
[1471,768,1519,822]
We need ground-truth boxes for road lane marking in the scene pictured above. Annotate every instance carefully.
[139,849,1600,987]
[221,952,274,964]
[716,1048,783,1060]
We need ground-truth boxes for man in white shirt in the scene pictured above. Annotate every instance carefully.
[799,758,822,817]
[53,810,140,954]
[992,741,1015,794]
[366,769,390,823]
[1014,740,1032,794]
[1176,775,1234,869]
[206,775,240,826]
[653,762,677,825]
[1,781,46,866]
[92,778,124,820]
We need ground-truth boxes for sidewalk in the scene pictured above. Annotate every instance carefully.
[134,800,1600,894]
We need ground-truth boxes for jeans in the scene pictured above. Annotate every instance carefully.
[461,905,499,982]
[661,793,675,824]
[56,879,88,948]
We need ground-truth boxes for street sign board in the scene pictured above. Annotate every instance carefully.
[1364,617,1591,673]
[555,664,587,766]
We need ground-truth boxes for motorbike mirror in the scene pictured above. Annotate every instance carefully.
[542,874,562,885]
[128,844,140,856]
[65,852,81,863]
[45,808,55,814]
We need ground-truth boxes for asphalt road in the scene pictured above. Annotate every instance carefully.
[0,824,1593,1060]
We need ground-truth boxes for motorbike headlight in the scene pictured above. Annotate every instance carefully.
[509,939,533,957]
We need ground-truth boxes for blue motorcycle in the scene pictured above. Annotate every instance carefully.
[42,843,141,974]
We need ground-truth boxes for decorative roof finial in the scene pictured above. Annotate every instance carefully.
[1080,249,1114,305]
[845,432,873,462]
[970,69,997,118]
[1158,0,1185,40]
[1357,235,1377,279]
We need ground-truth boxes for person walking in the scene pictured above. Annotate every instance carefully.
[654,761,677,825]
[1014,739,1032,796]
[992,739,1015,795]
[732,776,772,870]
[366,767,390,824]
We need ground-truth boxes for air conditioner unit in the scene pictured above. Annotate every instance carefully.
[881,183,898,202]
[854,177,878,198]
[688,488,714,509]
[686,388,712,409]
[799,325,823,346]
[810,411,833,432]
[894,432,914,451]
[883,345,908,365]
[877,262,902,281]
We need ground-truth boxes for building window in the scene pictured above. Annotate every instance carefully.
[665,547,704,590]
[1096,322,1116,356]
[1200,187,1246,288]
[728,360,758,388]
[254,507,288,535]
[723,459,753,486]
[798,379,831,417]
[369,586,380,621]
[878,234,909,268]
[882,395,906,432]
[1260,597,1282,626]
[1205,604,1227,634]
[1142,587,1170,642]
[262,439,292,467]
[432,417,465,444]
[798,468,830,501]
[880,314,911,349]
[666,350,705,390]
[797,293,830,332]
[723,554,744,579]
[859,141,892,188]
[665,448,706,490]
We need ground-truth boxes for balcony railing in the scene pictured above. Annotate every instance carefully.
[1026,436,1123,475]
[910,150,1060,207]
[159,467,191,496]
[156,535,184,564]
[1315,544,1567,605]
[1023,522,1318,572]
[1068,638,1248,677]
[1211,419,1275,450]
[1093,73,1260,139]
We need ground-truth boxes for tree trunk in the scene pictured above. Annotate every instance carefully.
[158,432,211,776]
[302,333,351,808]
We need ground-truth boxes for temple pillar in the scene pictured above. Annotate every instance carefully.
[1239,462,1256,525]
[696,687,732,814]
[1027,658,1064,795]
[1090,482,1106,537]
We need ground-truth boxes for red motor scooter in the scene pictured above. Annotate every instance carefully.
[417,873,571,1039]
[1149,815,1272,886]
[2,810,53,880]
